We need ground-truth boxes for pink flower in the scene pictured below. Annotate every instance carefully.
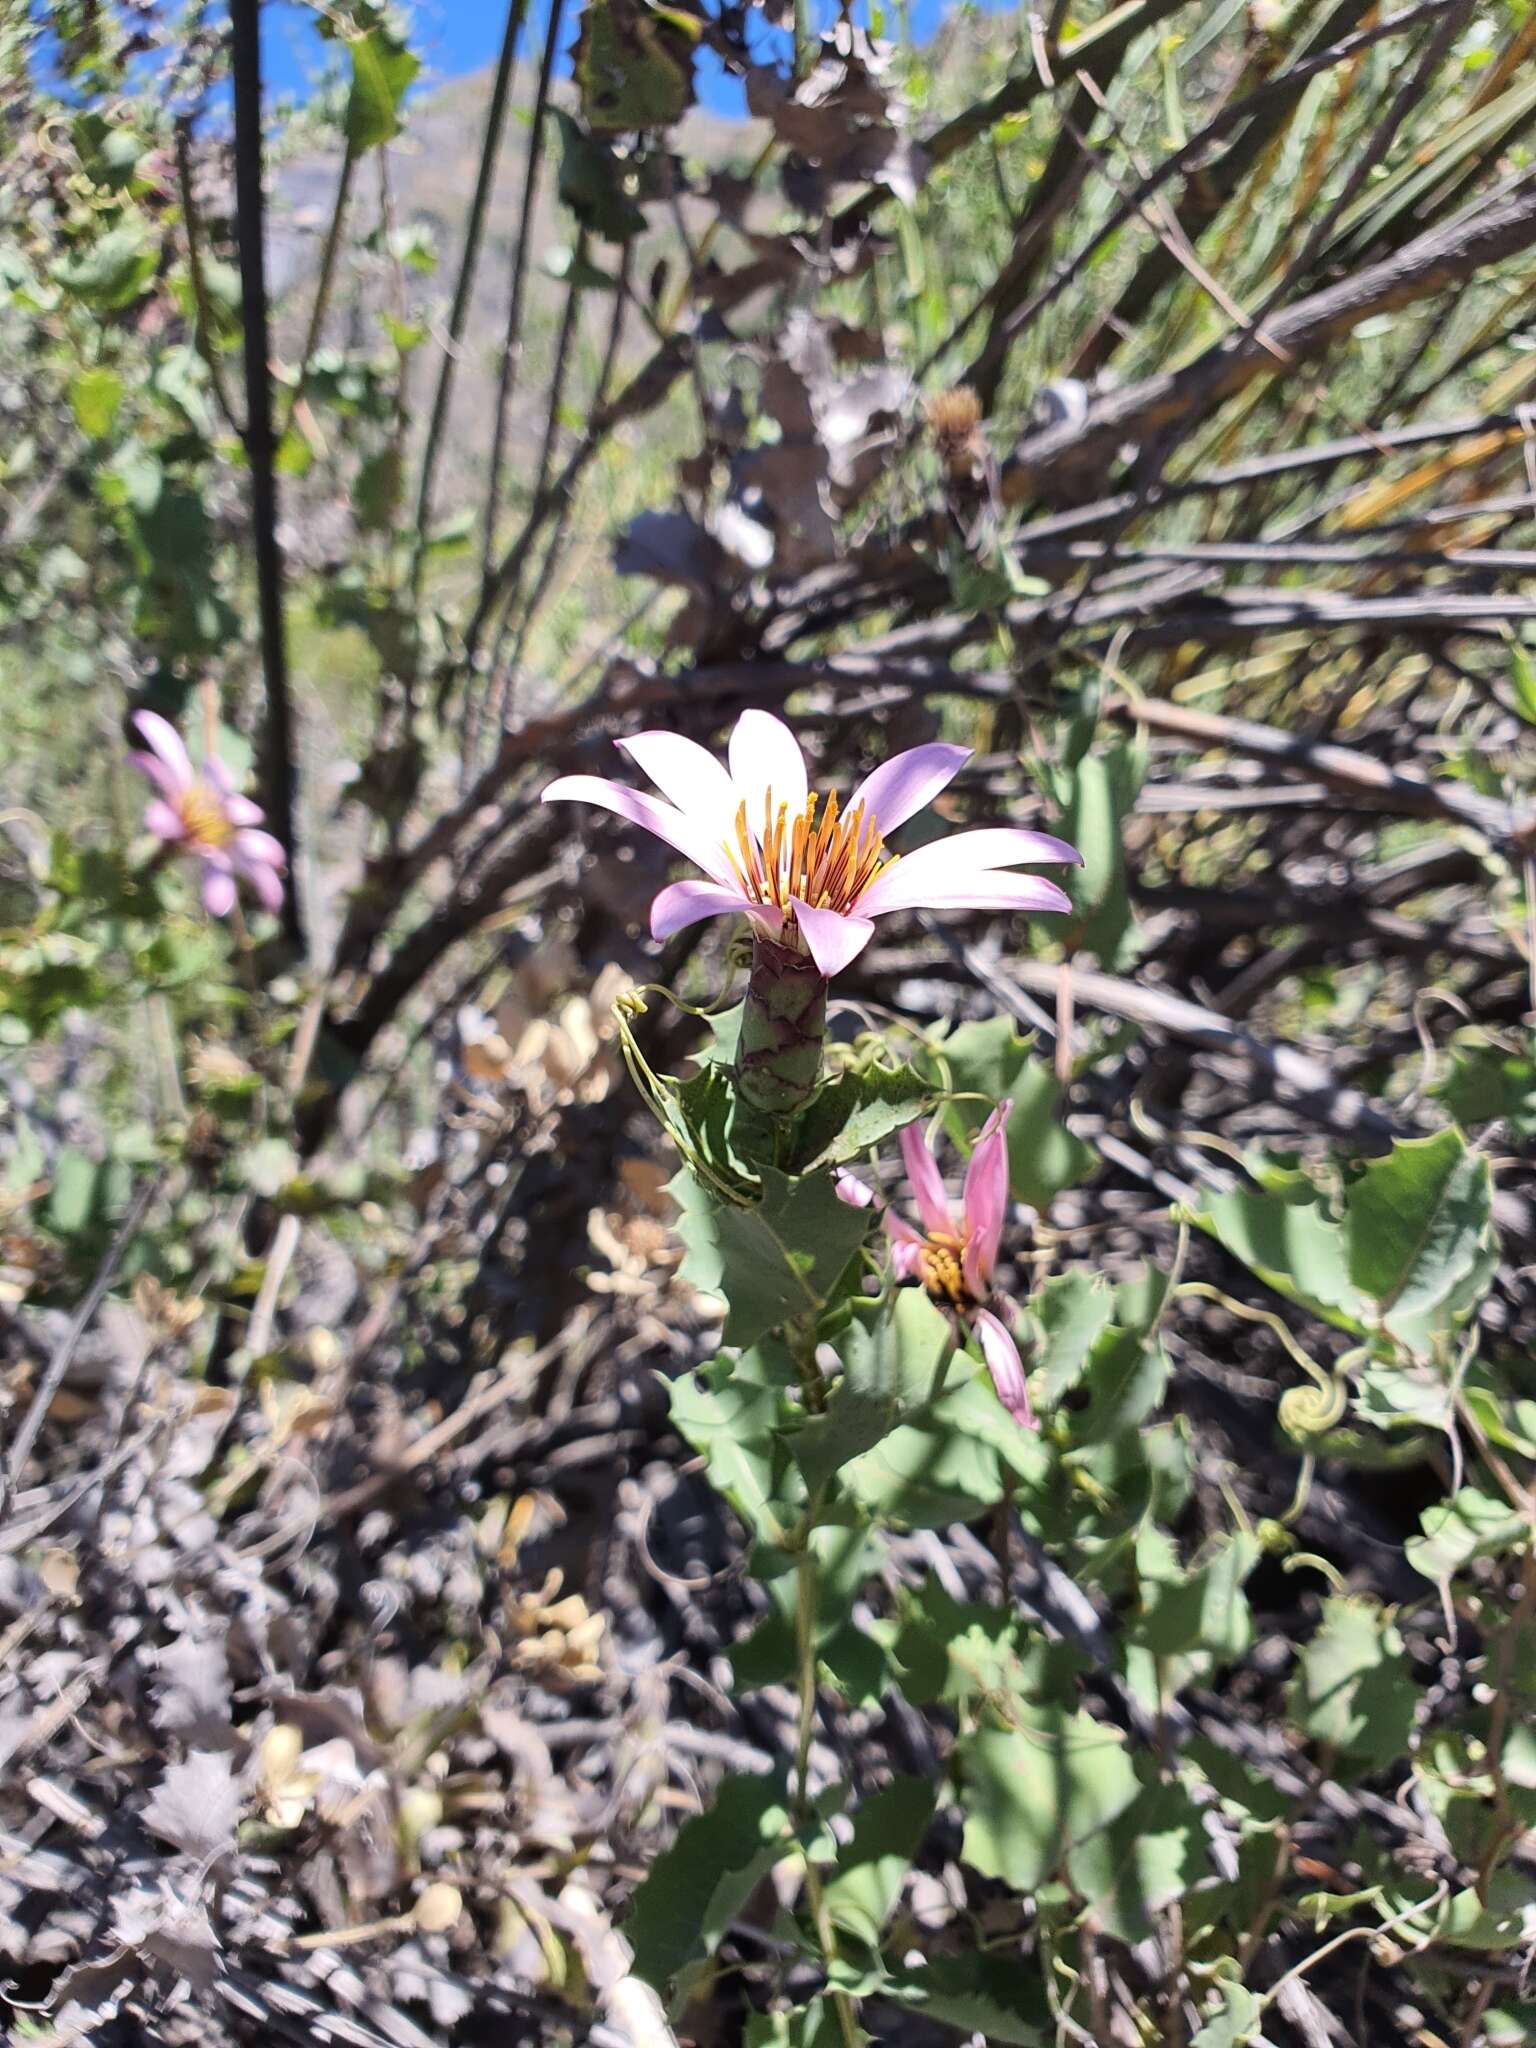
[845,1103,1035,1429]
[540,711,1079,978]
[129,710,286,919]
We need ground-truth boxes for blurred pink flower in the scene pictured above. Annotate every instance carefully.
[129,711,286,919]
[842,1102,1035,1428]
[541,710,1079,977]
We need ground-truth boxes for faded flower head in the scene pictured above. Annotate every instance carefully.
[541,709,1079,980]
[842,1102,1036,1428]
[130,710,286,919]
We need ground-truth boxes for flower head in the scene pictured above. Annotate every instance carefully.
[843,1102,1035,1428]
[130,711,286,919]
[541,710,1079,978]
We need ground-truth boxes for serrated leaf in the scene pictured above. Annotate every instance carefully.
[822,1777,935,1945]
[958,1712,1139,1892]
[1288,1597,1415,1771]
[345,28,419,150]
[882,1953,1049,2044]
[668,1345,800,1547]
[1191,1981,1263,2048]
[1028,1267,1114,1404]
[626,1772,790,1996]
[1405,1487,1526,1581]
[53,224,156,310]
[842,1362,1047,1529]
[69,367,123,438]
[1345,1128,1494,1353]
[793,1289,953,1491]
[1190,1182,1364,1332]
[789,1064,931,1174]
[935,1019,1092,1207]
[669,1165,869,1349]
[1138,1532,1259,1661]
[1065,1775,1209,1943]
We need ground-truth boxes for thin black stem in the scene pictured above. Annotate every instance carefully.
[230,0,305,956]
[479,0,565,587]
[413,0,530,585]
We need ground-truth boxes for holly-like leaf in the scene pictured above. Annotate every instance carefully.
[958,1711,1140,1892]
[791,1289,953,1491]
[881,1953,1050,2044]
[842,1362,1047,1530]
[935,1018,1093,1207]
[822,1777,936,1945]
[1137,1528,1260,1662]
[345,27,420,150]
[1190,1982,1263,2048]
[789,1063,931,1174]
[669,1165,869,1349]
[69,367,123,438]
[1433,1030,1536,1139]
[53,224,156,310]
[1405,1487,1526,1582]
[1027,1267,1114,1405]
[1345,1128,1494,1355]
[627,1772,790,1999]
[574,0,697,132]
[1065,1775,1210,1943]
[668,1344,801,1547]
[1190,1180,1364,1332]
[1288,1596,1415,1773]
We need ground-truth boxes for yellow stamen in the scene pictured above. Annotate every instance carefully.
[178,786,234,851]
[917,1234,971,1309]
[718,781,900,931]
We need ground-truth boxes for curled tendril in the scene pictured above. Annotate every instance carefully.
[1277,1375,1349,1441]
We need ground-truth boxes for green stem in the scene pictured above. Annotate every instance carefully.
[792,1547,862,2048]
[793,1551,819,1814]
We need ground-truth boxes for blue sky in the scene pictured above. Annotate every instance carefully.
[258,0,974,121]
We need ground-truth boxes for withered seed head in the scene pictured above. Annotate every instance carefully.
[926,386,985,477]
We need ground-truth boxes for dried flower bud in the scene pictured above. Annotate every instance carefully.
[413,1884,463,1934]
[926,385,986,480]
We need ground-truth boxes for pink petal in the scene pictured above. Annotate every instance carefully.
[973,1308,1036,1429]
[790,898,875,978]
[616,730,740,839]
[225,794,265,827]
[866,874,1075,920]
[131,711,194,792]
[728,710,808,842]
[899,1121,953,1235]
[962,1100,1012,1297]
[885,1211,925,1280]
[846,742,970,835]
[130,751,188,803]
[234,828,287,869]
[854,828,1080,916]
[650,877,755,940]
[143,797,186,842]
[203,754,236,796]
[201,867,238,918]
[834,1169,876,1209]
[244,858,285,913]
[542,773,735,885]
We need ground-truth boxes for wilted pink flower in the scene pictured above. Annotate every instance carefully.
[843,1103,1035,1428]
[130,711,286,919]
[541,710,1079,978]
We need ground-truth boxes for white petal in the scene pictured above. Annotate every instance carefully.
[616,730,741,840]
[729,710,808,843]
[542,773,735,885]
